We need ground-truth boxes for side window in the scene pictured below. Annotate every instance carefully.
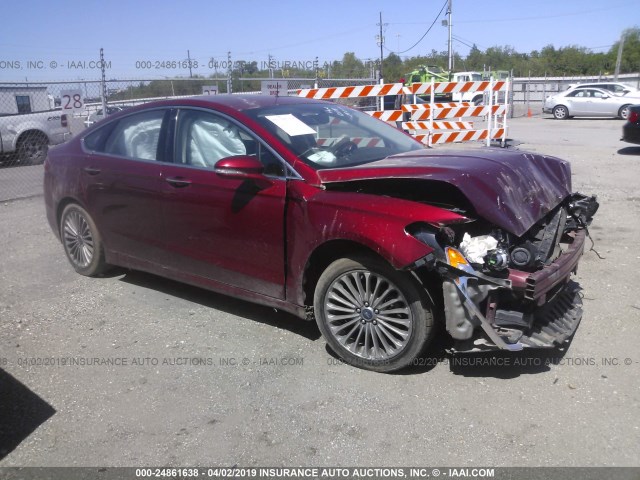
[102,110,165,160]
[176,110,286,176]
[236,129,285,177]
[592,90,606,98]
[16,95,32,114]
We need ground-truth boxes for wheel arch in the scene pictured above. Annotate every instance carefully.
[302,240,387,308]
[619,104,632,119]
[16,129,49,149]
[301,238,443,310]
[472,94,484,105]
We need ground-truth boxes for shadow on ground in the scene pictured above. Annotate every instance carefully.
[105,269,578,379]
[326,328,573,378]
[114,268,322,341]
[0,369,55,461]
[617,146,640,155]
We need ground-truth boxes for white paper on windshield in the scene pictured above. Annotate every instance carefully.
[307,150,336,165]
[265,114,316,136]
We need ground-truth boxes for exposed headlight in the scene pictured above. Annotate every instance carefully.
[445,247,470,270]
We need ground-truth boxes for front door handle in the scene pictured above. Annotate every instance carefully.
[165,177,192,188]
[83,167,101,175]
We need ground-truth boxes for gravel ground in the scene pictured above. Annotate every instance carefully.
[0,115,639,468]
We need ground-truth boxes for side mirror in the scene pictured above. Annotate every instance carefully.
[214,155,265,179]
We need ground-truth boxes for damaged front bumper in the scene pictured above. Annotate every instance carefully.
[441,228,586,352]
[405,190,597,352]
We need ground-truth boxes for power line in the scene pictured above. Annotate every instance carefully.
[390,0,448,55]
[452,36,475,50]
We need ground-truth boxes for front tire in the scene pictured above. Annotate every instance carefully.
[619,104,631,120]
[314,255,435,372]
[18,133,48,165]
[553,105,569,120]
[60,204,108,276]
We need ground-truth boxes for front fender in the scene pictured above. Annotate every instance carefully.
[285,185,468,305]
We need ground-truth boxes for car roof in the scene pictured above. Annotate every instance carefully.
[124,94,326,113]
[568,82,636,90]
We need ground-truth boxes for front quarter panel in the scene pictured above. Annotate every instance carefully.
[285,181,467,305]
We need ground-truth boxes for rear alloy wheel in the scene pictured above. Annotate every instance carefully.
[314,255,434,372]
[553,105,569,120]
[18,133,48,165]
[60,204,108,276]
[619,104,631,120]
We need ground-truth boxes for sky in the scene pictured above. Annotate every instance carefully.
[0,0,637,82]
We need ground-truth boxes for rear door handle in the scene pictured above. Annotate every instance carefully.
[83,167,101,175]
[165,177,192,188]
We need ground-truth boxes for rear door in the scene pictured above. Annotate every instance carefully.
[158,108,289,299]
[80,108,170,264]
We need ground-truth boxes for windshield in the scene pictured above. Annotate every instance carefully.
[245,103,425,169]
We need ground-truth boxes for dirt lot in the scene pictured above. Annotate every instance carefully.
[1,115,639,468]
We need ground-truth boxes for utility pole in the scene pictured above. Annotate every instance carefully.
[377,12,386,83]
[187,50,193,78]
[227,51,233,93]
[614,31,626,81]
[447,0,453,75]
[100,48,107,117]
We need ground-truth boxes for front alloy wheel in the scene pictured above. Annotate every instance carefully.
[314,255,434,372]
[553,105,569,120]
[60,204,107,276]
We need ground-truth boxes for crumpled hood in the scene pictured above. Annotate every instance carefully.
[317,148,572,237]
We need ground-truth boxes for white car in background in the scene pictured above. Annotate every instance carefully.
[543,87,634,120]
[83,106,126,127]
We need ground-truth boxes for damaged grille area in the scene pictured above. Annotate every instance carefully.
[519,229,586,301]
[509,206,567,271]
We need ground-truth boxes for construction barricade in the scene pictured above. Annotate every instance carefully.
[297,78,509,147]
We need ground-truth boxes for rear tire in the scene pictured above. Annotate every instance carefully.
[18,132,48,165]
[314,254,435,372]
[553,105,569,120]
[60,204,108,276]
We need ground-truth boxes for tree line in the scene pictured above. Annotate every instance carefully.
[109,27,639,100]
[380,27,640,81]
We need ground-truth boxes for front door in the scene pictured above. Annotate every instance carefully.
[159,108,288,299]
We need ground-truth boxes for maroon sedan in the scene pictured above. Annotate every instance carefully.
[44,95,598,372]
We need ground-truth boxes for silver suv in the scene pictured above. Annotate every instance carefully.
[566,82,638,96]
